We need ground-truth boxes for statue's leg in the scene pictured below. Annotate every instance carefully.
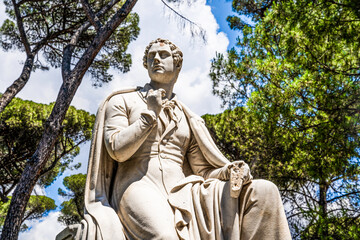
[117,181,179,240]
[238,179,292,240]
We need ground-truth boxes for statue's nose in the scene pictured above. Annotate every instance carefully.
[154,52,161,64]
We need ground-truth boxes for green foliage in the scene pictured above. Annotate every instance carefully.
[0,195,56,231]
[58,173,86,225]
[227,0,274,30]
[210,0,360,238]
[300,215,360,240]
[0,0,140,85]
[203,107,270,177]
[0,97,95,201]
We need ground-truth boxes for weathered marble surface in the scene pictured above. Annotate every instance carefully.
[56,38,292,240]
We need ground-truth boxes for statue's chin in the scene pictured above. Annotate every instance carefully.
[149,71,176,85]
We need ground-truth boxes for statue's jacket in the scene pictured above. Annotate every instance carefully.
[83,86,245,240]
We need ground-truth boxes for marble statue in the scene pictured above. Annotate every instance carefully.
[56,38,292,240]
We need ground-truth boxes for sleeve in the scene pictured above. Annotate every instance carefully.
[186,133,231,180]
[104,94,157,162]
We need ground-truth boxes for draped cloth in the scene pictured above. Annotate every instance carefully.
[73,87,291,240]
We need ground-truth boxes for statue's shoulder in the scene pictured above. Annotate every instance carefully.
[105,86,141,102]
[96,86,141,114]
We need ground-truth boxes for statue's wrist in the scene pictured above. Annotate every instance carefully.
[222,163,232,180]
[210,163,231,181]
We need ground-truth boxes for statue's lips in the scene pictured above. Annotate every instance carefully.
[152,65,164,71]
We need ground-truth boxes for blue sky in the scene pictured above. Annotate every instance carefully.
[0,1,242,238]
[207,0,239,48]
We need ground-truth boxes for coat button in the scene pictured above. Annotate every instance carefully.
[160,153,166,158]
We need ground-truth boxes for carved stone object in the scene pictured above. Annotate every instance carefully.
[56,38,292,240]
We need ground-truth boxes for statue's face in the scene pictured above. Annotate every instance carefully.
[147,42,177,84]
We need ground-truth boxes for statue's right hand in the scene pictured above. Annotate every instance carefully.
[147,88,165,117]
[229,160,252,198]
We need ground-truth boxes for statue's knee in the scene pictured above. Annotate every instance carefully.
[249,179,280,201]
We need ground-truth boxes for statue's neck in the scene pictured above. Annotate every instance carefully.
[149,80,175,100]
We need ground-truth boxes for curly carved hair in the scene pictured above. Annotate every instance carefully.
[143,38,183,70]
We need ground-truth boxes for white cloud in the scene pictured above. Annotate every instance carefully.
[32,185,46,196]
[19,211,65,240]
[0,3,6,23]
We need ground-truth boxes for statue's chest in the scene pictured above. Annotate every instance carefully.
[126,98,191,151]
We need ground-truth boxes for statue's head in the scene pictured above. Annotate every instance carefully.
[143,38,183,84]
[143,38,183,70]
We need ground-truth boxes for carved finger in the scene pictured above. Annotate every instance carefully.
[230,165,243,198]
[159,88,166,98]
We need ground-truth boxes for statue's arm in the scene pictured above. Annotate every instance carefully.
[104,95,157,162]
[186,135,231,180]
[186,133,252,184]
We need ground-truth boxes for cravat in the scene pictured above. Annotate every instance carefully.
[163,99,178,125]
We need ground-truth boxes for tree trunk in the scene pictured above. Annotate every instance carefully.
[319,180,329,237]
[0,54,35,113]
[0,1,137,239]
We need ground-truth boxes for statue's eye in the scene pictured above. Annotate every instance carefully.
[160,52,170,58]
[148,53,155,60]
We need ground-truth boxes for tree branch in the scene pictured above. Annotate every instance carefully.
[4,183,17,198]
[11,0,31,55]
[327,191,360,203]
[0,53,36,113]
[160,0,206,42]
[61,0,123,79]
[17,0,44,6]
[40,138,86,176]
[80,0,102,31]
